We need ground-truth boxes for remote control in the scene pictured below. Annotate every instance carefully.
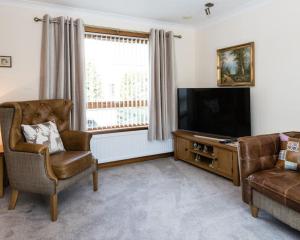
[219,139,232,144]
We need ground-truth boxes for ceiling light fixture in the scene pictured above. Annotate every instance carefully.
[205,2,214,16]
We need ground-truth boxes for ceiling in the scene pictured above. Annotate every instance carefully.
[29,0,263,25]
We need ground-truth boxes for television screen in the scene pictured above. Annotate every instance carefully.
[177,88,251,138]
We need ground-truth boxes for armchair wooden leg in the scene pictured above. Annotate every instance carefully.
[8,189,19,210]
[50,194,58,222]
[93,171,98,192]
[250,204,259,218]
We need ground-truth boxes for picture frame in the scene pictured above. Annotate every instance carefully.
[0,56,12,68]
[217,42,254,87]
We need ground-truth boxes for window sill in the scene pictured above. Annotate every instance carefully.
[88,126,148,135]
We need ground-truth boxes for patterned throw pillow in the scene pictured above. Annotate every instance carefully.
[21,121,65,154]
[276,133,300,171]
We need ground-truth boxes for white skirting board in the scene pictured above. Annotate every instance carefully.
[90,130,173,163]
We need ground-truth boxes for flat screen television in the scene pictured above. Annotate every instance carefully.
[177,88,251,138]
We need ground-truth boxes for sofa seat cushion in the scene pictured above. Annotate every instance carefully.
[50,151,92,179]
[248,168,300,212]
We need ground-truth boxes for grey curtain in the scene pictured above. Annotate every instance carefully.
[40,14,86,131]
[148,29,176,141]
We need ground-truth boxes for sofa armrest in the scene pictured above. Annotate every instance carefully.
[60,130,92,151]
[238,133,280,203]
[12,143,58,185]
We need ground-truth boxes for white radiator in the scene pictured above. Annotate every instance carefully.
[90,130,173,163]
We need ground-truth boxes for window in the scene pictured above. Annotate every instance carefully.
[85,32,149,131]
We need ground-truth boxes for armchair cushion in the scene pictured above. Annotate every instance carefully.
[50,151,93,179]
[248,168,300,212]
[21,121,65,154]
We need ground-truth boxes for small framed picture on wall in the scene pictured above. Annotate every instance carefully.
[0,56,12,68]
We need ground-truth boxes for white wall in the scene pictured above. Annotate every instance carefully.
[0,0,196,102]
[195,0,300,135]
[0,0,197,162]
[4,0,299,161]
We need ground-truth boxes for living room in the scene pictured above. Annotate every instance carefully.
[0,0,299,239]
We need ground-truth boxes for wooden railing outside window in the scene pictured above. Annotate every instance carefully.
[85,32,149,131]
[87,100,148,130]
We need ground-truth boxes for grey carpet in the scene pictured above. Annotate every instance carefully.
[0,158,299,240]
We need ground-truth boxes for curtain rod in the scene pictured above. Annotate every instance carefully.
[33,17,183,39]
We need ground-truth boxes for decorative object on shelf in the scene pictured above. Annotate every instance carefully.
[203,145,208,153]
[217,42,255,87]
[193,142,198,150]
[195,154,201,162]
[0,56,12,68]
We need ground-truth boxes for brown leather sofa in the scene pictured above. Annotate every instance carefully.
[238,132,300,231]
[0,99,98,221]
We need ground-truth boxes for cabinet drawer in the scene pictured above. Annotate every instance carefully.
[176,137,190,161]
[214,148,233,177]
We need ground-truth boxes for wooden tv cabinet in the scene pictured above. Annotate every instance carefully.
[173,130,240,186]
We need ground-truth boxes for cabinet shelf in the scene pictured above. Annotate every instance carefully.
[184,158,215,172]
[189,149,217,160]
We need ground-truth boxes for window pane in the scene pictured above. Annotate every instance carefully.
[85,34,149,130]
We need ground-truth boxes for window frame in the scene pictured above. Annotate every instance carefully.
[84,26,150,134]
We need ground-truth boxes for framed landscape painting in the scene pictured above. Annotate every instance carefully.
[217,42,255,86]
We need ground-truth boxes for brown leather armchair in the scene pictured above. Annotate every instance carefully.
[0,99,98,221]
[238,132,300,231]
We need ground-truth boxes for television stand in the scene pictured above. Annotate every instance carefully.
[173,130,240,186]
